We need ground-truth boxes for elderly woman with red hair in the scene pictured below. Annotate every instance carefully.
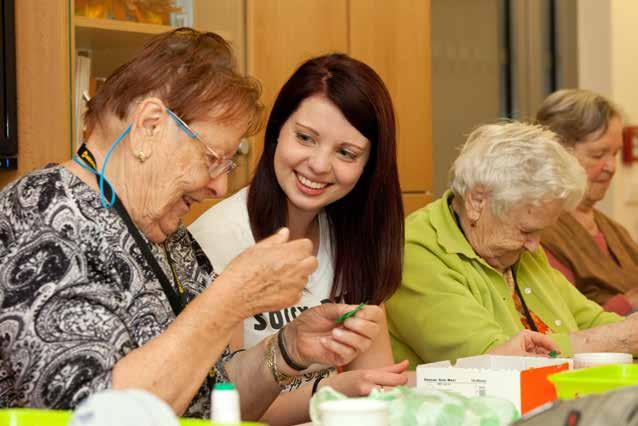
[0,29,383,419]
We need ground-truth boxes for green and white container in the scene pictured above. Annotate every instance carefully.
[211,382,241,425]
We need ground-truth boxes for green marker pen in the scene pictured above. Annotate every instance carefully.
[336,302,366,324]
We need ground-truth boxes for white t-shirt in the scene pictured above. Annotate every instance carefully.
[189,187,335,349]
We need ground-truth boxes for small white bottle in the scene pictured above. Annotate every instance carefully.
[211,382,241,425]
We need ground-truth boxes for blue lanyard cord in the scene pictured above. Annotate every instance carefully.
[72,125,132,209]
[72,156,117,208]
[73,135,187,319]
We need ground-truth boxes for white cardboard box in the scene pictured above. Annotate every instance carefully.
[416,355,573,414]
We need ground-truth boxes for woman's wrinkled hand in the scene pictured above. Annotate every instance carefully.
[222,228,318,319]
[319,360,409,396]
[283,304,384,369]
[489,330,559,356]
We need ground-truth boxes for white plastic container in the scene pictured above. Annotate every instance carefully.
[319,399,389,426]
[573,352,633,369]
[211,382,241,424]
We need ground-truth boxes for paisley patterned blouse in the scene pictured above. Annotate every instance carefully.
[0,165,229,417]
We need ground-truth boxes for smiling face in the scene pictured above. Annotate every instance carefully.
[572,117,623,207]
[136,108,247,243]
[273,95,371,217]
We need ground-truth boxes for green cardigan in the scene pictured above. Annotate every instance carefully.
[387,191,623,368]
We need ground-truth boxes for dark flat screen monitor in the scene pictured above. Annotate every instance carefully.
[1,0,17,169]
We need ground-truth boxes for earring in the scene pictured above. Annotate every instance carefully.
[136,151,147,163]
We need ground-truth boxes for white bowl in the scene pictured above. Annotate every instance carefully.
[319,399,389,426]
[573,352,633,369]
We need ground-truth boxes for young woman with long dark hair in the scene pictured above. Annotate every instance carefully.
[190,53,407,424]
[191,53,560,424]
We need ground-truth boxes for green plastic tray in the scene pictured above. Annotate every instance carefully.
[0,409,264,426]
[548,364,638,399]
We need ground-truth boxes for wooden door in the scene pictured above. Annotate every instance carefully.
[246,0,349,167]
[350,0,433,214]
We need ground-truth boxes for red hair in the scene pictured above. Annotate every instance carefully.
[84,28,262,137]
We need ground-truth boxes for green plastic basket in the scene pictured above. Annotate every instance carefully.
[0,409,264,426]
[548,364,638,399]
[0,409,70,426]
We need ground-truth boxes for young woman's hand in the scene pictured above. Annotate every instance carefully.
[319,360,409,396]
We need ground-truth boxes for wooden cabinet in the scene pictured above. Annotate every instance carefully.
[246,0,349,166]
[403,192,433,215]
[5,0,432,218]
[0,1,70,189]
[350,0,432,196]
[248,0,432,215]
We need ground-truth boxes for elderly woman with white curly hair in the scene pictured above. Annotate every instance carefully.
[386,121,638,365]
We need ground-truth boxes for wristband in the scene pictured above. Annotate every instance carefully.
[277,327,309,371]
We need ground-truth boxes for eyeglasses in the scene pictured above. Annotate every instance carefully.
[166,108,238,178]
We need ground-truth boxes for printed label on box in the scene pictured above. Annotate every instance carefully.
[416,355,571,414]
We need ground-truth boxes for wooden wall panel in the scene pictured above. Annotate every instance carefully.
[246,0,348,168]
[3,0,433,229]
[0,1,70,189]
[194,0,246,73]
[349,0,432,194]
[403,192,432,216]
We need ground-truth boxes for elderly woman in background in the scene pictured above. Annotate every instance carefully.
[0,29,383,419]
[537,89,638,316]
[386,121,638,366]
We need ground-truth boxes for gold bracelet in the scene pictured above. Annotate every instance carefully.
[266,335,294,388]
